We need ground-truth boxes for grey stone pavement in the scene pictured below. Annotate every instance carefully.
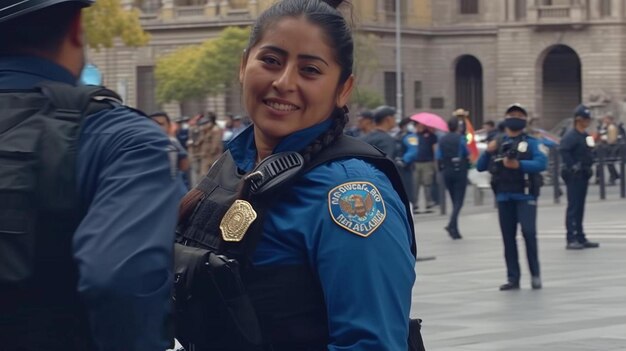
[409,185,626,351]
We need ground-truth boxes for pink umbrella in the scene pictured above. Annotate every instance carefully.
[410,112,449,132]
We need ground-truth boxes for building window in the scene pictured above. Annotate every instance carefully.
[414,81,423,109]
[136,66,158,115]
[515,0,526,20]
[430,97,445,109]
[600,0,611,17]
[540,0,552,5]
[384,0,396,13]
[460,0,478,14]
[135,0,160,13]
[384,71,404,109]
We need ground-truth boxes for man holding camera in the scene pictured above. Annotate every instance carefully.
[477,104,547,291]
[560,105,600,250]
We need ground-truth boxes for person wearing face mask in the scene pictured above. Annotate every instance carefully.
[559,105,600,250]
[0,0,185,350]
[476,103,547,291]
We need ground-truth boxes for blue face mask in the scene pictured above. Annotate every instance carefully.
[504,117,527,132]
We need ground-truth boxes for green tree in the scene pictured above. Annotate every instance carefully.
[155,26,250,104]
[353,32,381,85]
[83,0,150,50]
[351,88,384,109]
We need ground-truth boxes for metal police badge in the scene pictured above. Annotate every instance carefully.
[328,181,386,237]
[220,199,257,242]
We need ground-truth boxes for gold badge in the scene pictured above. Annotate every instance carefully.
[220,199,257,242]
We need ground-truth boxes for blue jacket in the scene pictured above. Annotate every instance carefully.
[435,133,470,161]
[227,121,416,351]
[0,55,185,350]
[476,134,547,201]
[400,132,418,164]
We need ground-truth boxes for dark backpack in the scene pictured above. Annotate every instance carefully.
[0,81,121,285]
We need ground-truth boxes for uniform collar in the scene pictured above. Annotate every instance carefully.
[0,55,77,88]
[227,118,334,172]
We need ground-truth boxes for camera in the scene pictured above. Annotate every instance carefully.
[500,140,518,160]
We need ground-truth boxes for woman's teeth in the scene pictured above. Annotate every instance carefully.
[266,101,298,111]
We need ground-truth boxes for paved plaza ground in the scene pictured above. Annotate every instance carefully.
[410,186,626,351]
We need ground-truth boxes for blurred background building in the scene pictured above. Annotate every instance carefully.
[92,0,626,129]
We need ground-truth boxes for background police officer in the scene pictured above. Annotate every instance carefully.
[476,104,547,291]
[559,105,600,250]
[395,118,418,212]
[436,118,470,239]
[362,105,397,157]
[0,1,184,349]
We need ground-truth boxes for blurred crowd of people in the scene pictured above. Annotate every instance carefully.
[148,111,252,188]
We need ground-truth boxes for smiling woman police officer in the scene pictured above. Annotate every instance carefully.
[174,1,417,350]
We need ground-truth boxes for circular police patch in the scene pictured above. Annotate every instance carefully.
[328,181,386,237]
[407,136,418,146]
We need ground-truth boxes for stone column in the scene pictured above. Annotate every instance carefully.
[161,0,174,19]
[219,0,230,16]
[205,0,217,17]
[248,0,258,17]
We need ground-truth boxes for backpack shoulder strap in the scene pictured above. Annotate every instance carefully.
[35,81,122,118]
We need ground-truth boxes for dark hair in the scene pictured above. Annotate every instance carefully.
[180,0,354,220]
[149,111,171,124]
[246,0,353,164]
[358,110,374,120]
[484,120,495,128]
[448,118,459,132]
[399,118,412,128]
[0,2,83,55]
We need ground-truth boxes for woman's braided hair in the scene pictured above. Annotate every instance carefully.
[299,107,349,164]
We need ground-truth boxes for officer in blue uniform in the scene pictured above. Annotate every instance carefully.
[174,1,416,349]
[559,104,600,250]
[477,104,547,291]
[436,118,470,239]
[395,118,418,211]
[361,105,398,157]
[0,1,184,350]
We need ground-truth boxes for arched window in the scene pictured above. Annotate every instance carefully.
[459,0,478,14]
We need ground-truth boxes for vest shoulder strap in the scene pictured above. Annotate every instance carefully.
[36,81,123,118]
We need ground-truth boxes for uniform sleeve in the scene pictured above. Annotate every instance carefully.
[558,133,576,168]
[460,138,470,159]
[520,139,548,173]
[74,107,185,351]
[309,162,416,351]
[380,137,397,158]
[476,151,491,172]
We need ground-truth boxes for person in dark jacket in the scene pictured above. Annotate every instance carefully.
[436,118,470,239]
[361,105,398,157]
[0,1,184,350]
[559,104,600,250]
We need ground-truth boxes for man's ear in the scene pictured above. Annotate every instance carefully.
[336,74,355,108]
[69,11,83,48]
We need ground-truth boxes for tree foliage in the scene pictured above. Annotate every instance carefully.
[351,88,384,109]
[83,0,150,50]
[155,26,250,104]
[353,32,381,85]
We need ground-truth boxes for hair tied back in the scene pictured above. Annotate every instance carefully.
[322,0,346,9]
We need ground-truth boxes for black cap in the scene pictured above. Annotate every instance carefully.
[0,0,94,23]
[573,104,591,119]
[373,105,396,124]
[505,103,527,117]
[358,110,374,120]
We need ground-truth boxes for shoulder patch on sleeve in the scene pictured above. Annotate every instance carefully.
[538,143,549,155]
[407,136,418,146]
[328,181,386,237]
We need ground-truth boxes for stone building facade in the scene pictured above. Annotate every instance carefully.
[93,0,626,129]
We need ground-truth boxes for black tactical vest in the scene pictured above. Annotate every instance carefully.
[489,134,539,195]
[175,135,416,351]
[0,82,120,350]
[438,133,467,172]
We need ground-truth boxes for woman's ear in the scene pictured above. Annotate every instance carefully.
[336,75,355,108]
[239,49,248,84]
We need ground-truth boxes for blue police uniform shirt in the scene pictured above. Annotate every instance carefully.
[0,55,185,351]
[228,121,416,351]
[404,131,438,163]
[476,134,547,201]
[400,132,418,164]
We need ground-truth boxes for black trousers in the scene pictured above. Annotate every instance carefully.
[443,170,467,231]
[497,200,540,283]
[564,174,589,243]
